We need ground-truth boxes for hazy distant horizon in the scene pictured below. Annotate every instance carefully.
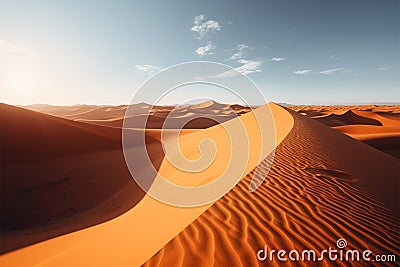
[13,100,400,108]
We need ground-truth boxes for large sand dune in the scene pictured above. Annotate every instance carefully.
[0,102,292,266]
[144,108,399,267]
[0,104,164,253]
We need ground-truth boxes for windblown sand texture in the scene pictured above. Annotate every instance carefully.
[144,107,399,267]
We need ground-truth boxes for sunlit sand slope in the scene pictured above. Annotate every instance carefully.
[144,108,399,267]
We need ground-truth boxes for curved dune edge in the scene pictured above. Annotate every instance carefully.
[0,103,294,267]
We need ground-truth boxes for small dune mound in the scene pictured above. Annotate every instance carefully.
[313,110,382,127]
[187,100,226,110]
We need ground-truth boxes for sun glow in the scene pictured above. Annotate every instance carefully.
[1,68,38,103]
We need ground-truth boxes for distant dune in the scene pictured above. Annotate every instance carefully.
[289,105,400,158]
[24,101,252,129]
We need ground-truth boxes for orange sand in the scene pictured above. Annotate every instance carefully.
[1,103,398,267]
[144,108,399,267]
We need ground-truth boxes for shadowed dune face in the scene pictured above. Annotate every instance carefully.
[0,104,164,253]
[289,105,400,158]
[362,137,400,159]
[144,109,399,267]
[1,104,121,165]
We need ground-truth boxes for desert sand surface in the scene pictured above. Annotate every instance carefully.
[1,102,398,267]
[288,105,400,158]
[144,108,399,267]
[0,102,293,266]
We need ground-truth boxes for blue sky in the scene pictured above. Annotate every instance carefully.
[0,0,398,105]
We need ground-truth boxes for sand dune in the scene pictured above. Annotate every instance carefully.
[0,103,292,266]
[334,125,400,158]
[312,110,383,127]
[0,100,251,249]
[0,104,163,253]
[0,104,123,165]
[144,108,399,267]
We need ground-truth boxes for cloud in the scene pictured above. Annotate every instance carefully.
[378,66,392,71]
[195,43,216,56]
[236,59,263,75]
[227,44,250,61]
[319,68,344,75]
[191,14,221,39]
[213,59,263,78]
[294,67,350,75]
[293,69,313,75]
[329,55,337,58]
[134,64,162,75]
[270,57,286,62]
[0,40,32,54]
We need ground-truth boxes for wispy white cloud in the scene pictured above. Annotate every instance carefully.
[378,65,392,71]
[236,59,263,75]
[195,42,216,56]
[0,40,32,55]
[319,68,344,75]
[329,55,337,58]
[213,59,263,78]
[293,69,313,75]
[270,57,286,62]
[134,64,162,75]
[191,14,221,39]
[294,67,350,75]
[227,44,250,61]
